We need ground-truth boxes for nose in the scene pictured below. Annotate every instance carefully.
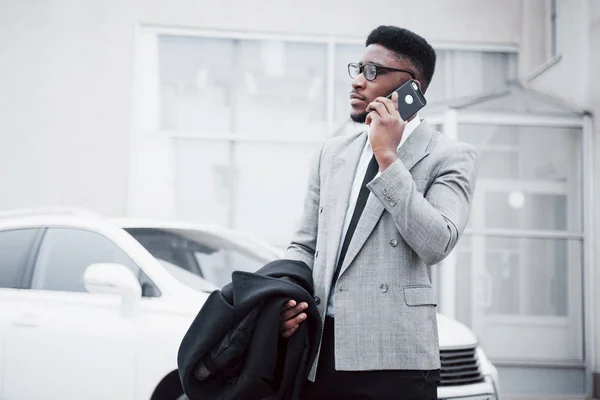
[352,73,366,90]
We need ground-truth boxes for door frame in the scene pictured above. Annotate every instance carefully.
[433,108,594,396]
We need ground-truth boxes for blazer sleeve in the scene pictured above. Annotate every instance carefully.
[284,144,325,269]
[367,144,478,265]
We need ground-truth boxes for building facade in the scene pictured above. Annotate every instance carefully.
[1,0,599,397]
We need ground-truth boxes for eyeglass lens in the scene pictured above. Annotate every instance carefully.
[348,63,377,81]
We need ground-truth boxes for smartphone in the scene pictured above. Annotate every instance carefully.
[387,79,427,121]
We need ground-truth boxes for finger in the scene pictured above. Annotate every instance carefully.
[281,325,299,338]
[366,101,387,118]
[367,109,383,126]
[281,299,297,312]
[281,302,308,321]
[390,91,399,112]
[279,313,307,331]
[366,112,372,126]
[280,312,307,330]
[375,96,397,115]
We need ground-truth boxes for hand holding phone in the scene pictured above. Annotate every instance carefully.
[387,79,427,121]
[366,79,426,170]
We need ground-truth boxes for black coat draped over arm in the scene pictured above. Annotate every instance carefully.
[177,259,322,400]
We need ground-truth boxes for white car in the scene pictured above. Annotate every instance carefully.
[0,208,499,400]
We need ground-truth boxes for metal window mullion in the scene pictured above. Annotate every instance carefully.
[582,114,595,399]
[140,25,519,54]
[160,131,327,144]
[463,229,584,240]
[457,112,584,128]
[550,0,558,58]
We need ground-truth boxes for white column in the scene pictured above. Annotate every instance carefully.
[439,108,458,319]
[583,113,596,398]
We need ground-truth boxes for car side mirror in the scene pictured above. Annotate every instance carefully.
[84,263,142,317]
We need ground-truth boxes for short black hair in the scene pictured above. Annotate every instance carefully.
[366,25,436,92]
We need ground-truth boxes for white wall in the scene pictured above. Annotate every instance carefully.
[0,0,135,215]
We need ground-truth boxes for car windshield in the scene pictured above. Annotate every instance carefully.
[157,258,219,293]
[125,227,280,289]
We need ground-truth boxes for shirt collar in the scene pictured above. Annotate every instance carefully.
[365,113,421,151]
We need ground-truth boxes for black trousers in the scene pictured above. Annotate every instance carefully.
[302,317,440,400]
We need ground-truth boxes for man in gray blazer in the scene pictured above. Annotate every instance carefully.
[280,25,478,399]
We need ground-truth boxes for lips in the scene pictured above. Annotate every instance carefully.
[350,93,366,107]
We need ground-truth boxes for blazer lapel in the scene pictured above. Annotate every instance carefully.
[324,133,367,291]
[337,121,434,278]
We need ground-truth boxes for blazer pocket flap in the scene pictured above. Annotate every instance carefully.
[404,286,437,306]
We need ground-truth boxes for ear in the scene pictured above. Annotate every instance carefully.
[413,79,423,91]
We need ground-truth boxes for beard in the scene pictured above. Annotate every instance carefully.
[350,111,368,124]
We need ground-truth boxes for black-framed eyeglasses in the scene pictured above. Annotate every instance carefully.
[348,62,416,81]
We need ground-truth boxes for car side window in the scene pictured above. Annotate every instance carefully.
[0,228,39,289]
[31,228,141,293]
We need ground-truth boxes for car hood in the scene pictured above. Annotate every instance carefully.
[436,313,478,349]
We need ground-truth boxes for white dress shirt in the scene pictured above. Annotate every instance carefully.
[326,115,422,317]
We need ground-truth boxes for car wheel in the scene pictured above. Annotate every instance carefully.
[175,395,188,400]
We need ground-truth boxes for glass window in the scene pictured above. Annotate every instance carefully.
[159,36,235,134]
[443,51,517,100]
[334,44,362,126]
[459,125,582,232]
[456,236,580,319]
[173,138,231,227]
[334,46,517,126]
[159,36,328,138]
[136,29,522,247]
[0,229,39,289]
[31,228,140,293]
[234,142,323,244]
[235,40,327,137]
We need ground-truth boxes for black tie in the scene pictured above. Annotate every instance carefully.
[331,155,379,286]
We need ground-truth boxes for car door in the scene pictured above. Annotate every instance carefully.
[0,228,43,400]
[2,227,143,400]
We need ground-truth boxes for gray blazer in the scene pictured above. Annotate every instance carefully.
[285,121,479,380]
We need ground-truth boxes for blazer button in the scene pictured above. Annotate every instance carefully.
[390,200,397,207]
[380,284,388,293]
[314,296,321,305]
[315,250,319,258]
[383,188,389,195]
[319,206,323,213]
[390,238,398,247]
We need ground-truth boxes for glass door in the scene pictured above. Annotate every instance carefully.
[465,182,583,362]
[454,123,584,363]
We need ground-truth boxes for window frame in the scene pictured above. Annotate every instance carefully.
[133,24,520,144]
